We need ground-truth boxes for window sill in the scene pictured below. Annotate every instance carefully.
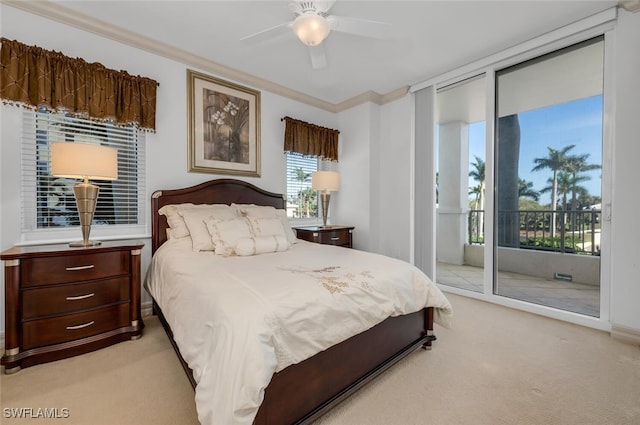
[15,234,151,247]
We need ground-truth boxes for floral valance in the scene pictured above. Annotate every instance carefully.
[282,116,339,162]
[0,38,158,131]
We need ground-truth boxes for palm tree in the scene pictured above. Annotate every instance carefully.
[518,178,540,202]
[565,153,600,230]
[293,167,311,184]
[556,171,574,210]
[298,187,317,218]
[531,144,575,237]
[469,185,482,209]
[540,172,589,209]
[541,171,589,232]
[292,167,311,218]
[469,156,486,237]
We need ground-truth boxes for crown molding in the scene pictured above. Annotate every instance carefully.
[2,0,408,113]
[334,86,410,111]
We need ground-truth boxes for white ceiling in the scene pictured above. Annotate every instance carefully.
[39,1,618,107]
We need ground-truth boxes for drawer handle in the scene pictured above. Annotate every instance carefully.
[66,321,95,330]
[66,293,95,301]
[331,237,340,241]
[65,265,95,271]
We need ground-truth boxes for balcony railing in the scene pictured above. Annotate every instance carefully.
[468,209,601,256]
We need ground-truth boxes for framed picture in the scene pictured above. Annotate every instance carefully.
[187,70,261,176]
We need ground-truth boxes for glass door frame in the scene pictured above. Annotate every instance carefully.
[413,9,616,331]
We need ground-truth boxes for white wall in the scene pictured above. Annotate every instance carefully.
[335,104,372,251]
[377,96,413,261]
[0,5,337,333]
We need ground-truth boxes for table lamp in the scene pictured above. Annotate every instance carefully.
[51,142,118,247]
[312,171,339,227]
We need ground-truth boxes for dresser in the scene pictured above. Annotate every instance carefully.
[295,225,354,248]
[1,240,144,373]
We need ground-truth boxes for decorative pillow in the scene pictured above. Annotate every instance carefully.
[234,204,297,244]
[204,217,253,256]
[234,204,278,218]
[179,205,239,251]
[235,235,289,256]
[158,203,194,239]
[246,216,288,239]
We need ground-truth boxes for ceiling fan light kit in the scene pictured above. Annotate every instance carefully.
[241,1,391,69]
[293,14,330,46]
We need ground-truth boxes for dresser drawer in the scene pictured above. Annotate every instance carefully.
[22,304,130,350]
[295,226,354,248]
[21,251,130,287]
[22,277,130,320]
[317,230,350,246]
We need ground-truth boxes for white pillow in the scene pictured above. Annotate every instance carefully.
[246,216,288,239]
[235,235,289,256]
[179,205,239,251]
[233,204,273,217]
[158,203,194,239]
[234,204,297,244]
[275,209,298,245]
[205,217,253,256]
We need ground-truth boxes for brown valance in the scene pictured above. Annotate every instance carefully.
[0,38,158,131]
[282,116,339,162]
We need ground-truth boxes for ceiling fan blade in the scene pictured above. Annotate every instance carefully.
[240,21,293,43]
[327,15,391,39]
[309,44,327,69]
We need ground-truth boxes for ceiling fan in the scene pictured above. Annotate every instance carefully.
[240,1,391,69]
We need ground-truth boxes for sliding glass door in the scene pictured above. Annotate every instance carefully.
[431,36,606,320]
[494,37,604,316]
[435,75,486,293]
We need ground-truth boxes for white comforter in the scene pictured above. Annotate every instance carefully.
[145,238,452,425]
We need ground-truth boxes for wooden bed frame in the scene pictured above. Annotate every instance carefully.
[150,178,437,425]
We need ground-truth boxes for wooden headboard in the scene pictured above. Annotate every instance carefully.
[151,179,286,254]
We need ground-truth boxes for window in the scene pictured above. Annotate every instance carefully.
[21,110,146,241]
[285,152,336,220]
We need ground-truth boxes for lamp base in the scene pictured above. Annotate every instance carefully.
[72,182,100,249]
[319,192,331,227]
[69,240,102,248]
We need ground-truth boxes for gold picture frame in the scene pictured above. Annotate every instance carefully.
[187,70,261,176]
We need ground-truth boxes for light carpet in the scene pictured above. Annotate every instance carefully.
[1,293,639,425]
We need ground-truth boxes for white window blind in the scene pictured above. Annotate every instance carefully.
[21,110,146,241]
[285,152,336,220]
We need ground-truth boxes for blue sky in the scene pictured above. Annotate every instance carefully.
[468,95,603,206]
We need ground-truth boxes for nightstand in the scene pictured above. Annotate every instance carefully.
[295,225,354,248]
[1,240,144,373]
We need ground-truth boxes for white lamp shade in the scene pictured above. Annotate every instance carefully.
[312,171,339,192]
[292,14,330,46]
[51,142,118,180]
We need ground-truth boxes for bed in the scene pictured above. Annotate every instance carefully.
[146,178,452,425]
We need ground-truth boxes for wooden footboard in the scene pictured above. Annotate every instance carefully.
[153,300,435,425]
[255,308,435,425]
